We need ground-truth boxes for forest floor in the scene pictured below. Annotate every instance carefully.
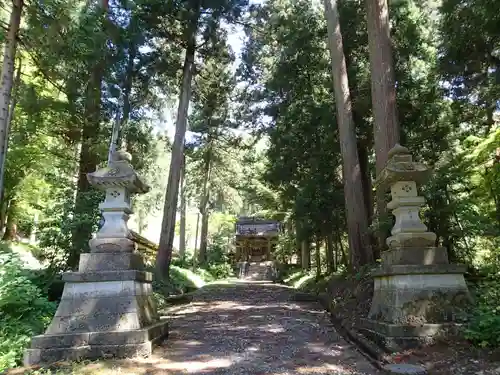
[305,273,500,375]
[8,281,381,375]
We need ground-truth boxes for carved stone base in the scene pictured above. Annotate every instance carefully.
[360,319,461,352]
[366,263,470,350]
[369,264,470,325]
[24,247,168,366]
[24,319,168,366]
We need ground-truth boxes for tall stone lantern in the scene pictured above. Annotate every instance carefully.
[24,151,168,366]
[361,145,471,350]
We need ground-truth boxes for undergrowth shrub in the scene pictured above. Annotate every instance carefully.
[0,251,56,370]
[465,274,500,347]
[206,263,233,280]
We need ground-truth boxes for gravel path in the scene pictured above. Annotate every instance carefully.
[151,281,380,375]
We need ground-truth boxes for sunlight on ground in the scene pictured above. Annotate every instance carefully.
[295,364,352,374]
[152,357,233,372]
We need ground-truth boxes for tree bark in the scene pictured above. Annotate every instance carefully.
[121,42,137,155]
[2,198,18,241]
[0,57,22,214]
[337,232,348,269]
[323,0,373,270]
[326,233,335,273]
[365,0,400,251]
[315,238,321,280]
[197,146,212,264]
[69,0,108,270]
[179,153,186,259]
[301,239,311,270]
[0,0,23,199]
[358,141,378,259]
[157,13,199,277]
[198,209,210,264]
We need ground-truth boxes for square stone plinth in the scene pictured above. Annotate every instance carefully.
[360,319,461,352]
[24,318,168,366]
[24,255,168,366]
[365,263,471,351]
[369,264,470,324]
[381,247,449,266]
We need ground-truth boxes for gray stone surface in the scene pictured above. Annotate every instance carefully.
[361,319,461,337]
[369,271,470,324]
[382,364,427,375]
[240,261,275,281]
[63,270,152,282]
[381,247,448,265]
[24,318,168,366]
[24,152,167,366]
[372,264,467,277]
[367,145,470,351]
[78,252,144,271]
[90,237,136,253]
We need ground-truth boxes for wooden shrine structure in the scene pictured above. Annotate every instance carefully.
[234,217,280,262]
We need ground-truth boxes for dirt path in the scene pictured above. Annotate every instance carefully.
[152,281,380,374]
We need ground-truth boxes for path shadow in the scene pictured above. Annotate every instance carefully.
[97,282,380,375]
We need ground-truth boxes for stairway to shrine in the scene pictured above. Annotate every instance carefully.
[239,261,275,281]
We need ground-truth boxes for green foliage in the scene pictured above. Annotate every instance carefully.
[0,251,56,370]
[283,270,316,289]
[205,263,233,279]
[465,276,500,347]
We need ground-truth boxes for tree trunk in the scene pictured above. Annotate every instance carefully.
[0,57,22,213]
[198,210,210,264]
[0,198,7,231]
[2,198,18,241]
[157,16,199,277]
[358,141,378,259]
[121,43,137,155]
[69,0,109,270]
[326,233,335,273]
[315,238,321,280]
[323,0,373,270]
[0,0,23,199]
[197,147,212,264]
[493,148,500,231]
[194,212,200,252]
[301,239,311,270]
[179,153,186,259]
[337,232,348,269]
[365,0,400,251]
[295,222,302,266]
[69,67,102,270]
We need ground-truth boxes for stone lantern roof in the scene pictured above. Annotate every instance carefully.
[87,150,150,194]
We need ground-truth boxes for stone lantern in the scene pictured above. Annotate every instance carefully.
[361,145,470,350]
[24,151,168,366]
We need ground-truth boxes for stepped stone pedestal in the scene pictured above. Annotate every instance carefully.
[361,145,471,351]
[24,151,168,366]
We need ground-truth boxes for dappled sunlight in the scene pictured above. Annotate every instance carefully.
[295,363,354,374]
[306,343,344,356]
[260,323,286,333]
[151,281,379,374]
[154,357,234,372]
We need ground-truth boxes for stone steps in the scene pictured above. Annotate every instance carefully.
[239,261,275,281]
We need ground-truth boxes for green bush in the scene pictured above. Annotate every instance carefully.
[206,263,233,280]
[150,265,208,296]
[193,267,216,282]
[0,252,56,371]
[465,275,500,347]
